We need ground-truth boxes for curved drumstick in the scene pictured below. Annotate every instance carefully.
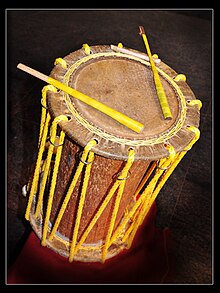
[139,26,172,120]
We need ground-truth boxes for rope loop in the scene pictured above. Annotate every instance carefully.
[42,84,57,98]
[117,42,123,48]
[49,135,64,147]
[54,57,67,69]
[174,74,186,82]
[157,143,176,171]
[82,43,91,55]
[183,125,200,152]
[186,125,200,140]
[117,170,131,181]
[164,143,176,160]
[187,99,202,110]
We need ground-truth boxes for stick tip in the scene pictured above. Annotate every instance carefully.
[139,26,145,35]
[17,63,23,69]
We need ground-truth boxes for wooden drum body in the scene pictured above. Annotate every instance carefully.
[24,45,201,263]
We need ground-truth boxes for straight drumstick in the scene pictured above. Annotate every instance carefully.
[110,44,161,64]
[17,63,144,133]
[139,26,172,120]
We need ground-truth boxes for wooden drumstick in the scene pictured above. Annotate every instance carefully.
[110,44,161,64]
[17,63,144,133]
[139,26,172,120]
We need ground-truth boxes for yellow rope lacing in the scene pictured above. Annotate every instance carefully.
[125,146,176,248]
[108,126,200,250]
[69,140,97,262]
[101,149,135,262]
[25,85,136,262]
[69,148,135,263]
[25,85,67,221]
[25,111,51,221]
[34,115,69,219]
[25,85,57,194]
[48,139,97,242]
[40,116,68,246]
[108,144,175,246]
[25,84,200,263]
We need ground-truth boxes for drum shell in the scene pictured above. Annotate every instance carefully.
[48,135,150,244]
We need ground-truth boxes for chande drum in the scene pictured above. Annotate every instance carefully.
[22,44,202,263]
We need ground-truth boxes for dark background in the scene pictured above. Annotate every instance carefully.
[6,9,213,284]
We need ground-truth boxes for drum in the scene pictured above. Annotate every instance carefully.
[23,44,201,263]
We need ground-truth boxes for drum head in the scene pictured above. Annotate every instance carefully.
[47,45,200,160]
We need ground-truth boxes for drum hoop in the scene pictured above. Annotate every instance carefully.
[47,220,103,250]
[62,51,187,147]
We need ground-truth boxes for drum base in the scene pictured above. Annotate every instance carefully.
[29,204,128,263]
[8,202,174,284]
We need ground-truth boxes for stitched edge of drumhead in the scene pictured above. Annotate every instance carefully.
[47,45,200,160]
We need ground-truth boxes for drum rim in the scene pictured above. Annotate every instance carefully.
[29,195,128,262]
[47,45,200,160]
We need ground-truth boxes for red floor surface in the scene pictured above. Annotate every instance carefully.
[7,203,174,284]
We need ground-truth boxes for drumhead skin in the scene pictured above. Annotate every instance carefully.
[47,45,200,161]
